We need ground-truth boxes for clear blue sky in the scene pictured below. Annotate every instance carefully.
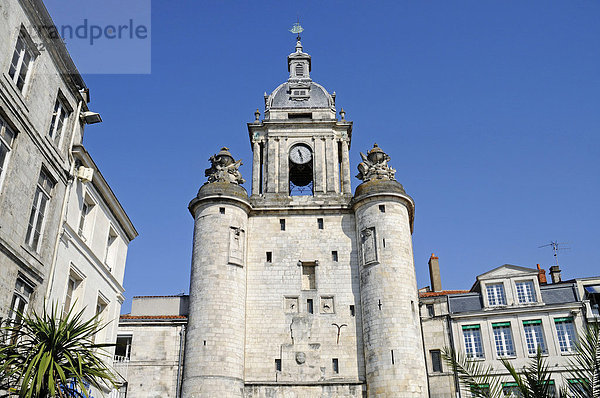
[46,1,600,313]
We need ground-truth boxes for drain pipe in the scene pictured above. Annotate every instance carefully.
[175,324,186,398]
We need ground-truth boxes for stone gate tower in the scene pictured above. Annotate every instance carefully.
[181,36,428,397]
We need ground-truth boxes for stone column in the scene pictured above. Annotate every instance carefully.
[266,139,277,193]
[252,141,260,195]
[325,138,336,193]
[332,139,340,193]
[313,137,324,194]
[341,139,351,194]
[278,137,288,194]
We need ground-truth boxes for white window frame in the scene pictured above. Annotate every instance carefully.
[63,267,84,315]
[516,280,537,304]
[9,277,34,323]
[8,30,36,93]
[48,97,71,146]
[114,334,133,361]
[105,226,119,270]
[486,283,507,306]
[78,194,96,239]
[462,325,484,359]
[0,116,16,192]
[555,318,576,353]
[25,169,55,252]
[523,321,547,355]
[493,323,516,357]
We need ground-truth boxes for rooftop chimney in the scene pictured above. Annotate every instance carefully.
[428,253,442,292]
[549,265,562,284]
[537,264,547,285]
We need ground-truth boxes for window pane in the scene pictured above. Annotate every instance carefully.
[463,327,484,358]
[523,323,547,354]
[493,325,515,357]
[555,319,576,352]
[487,283,506,306]
[516,281,536,303]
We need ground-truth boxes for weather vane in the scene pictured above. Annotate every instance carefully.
[289,19,304,41]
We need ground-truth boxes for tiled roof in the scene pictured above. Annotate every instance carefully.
[420,290,469,297]
[120,314,187,320]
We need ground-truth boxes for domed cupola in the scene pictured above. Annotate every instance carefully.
[264,26,336,120]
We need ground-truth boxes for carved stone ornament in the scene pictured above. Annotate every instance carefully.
[204,147,246,184]
[356,143,397,182]
[295,351,306,364]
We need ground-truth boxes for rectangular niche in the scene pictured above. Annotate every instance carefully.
[284,297,299,313]
[228,227,245,266]
[320,296,335,314]
[301,262,316,290]
[360,227,378,265]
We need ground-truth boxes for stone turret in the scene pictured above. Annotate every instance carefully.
[352,144,428,397]
[181,148,250,397]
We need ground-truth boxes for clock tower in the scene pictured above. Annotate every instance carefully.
[182,32,428,397]
[248,38,353,202]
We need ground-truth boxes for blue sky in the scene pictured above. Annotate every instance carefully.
[45,1,600,313]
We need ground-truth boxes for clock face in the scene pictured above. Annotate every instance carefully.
[289,145,312,164]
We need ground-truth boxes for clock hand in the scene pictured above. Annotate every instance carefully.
[299,151,303,161]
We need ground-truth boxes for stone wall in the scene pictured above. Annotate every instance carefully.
[244,211,364,385]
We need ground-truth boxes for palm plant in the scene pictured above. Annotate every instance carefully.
[0,303,119,398]
[563,322,600,398]
[442,346,555,398]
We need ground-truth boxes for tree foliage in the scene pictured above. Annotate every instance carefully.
[0,303,119,398]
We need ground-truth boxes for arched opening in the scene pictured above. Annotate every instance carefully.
[289,144,313,196]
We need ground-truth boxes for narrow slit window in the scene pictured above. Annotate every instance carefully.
[280,219,286,231]
[382,238,386,248]
[317,218,324,229]
[431,350,442,373]
[391,350,395,364]
[266,252,272,263]
[275,359,282,371]
[219,207,225,214]
[307,299,314,314]
[332,358,339,373]
[379,205,385,213]
[350,305,355,317]
[332,251,338,262]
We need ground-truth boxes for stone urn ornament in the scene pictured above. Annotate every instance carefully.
[356,143,396,182]
[204,147,246,184]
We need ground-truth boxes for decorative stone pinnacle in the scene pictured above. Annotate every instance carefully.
[340,108,346,121]
[254,108,260,123]
[356,143,396,182]
[204,147,245,185]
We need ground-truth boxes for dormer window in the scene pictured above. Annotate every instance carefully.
[295,64,304,77]
[486,283,506,306]
[516,281,537,303]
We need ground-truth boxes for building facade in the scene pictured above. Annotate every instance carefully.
[1,1,137,396]
[115,296,188,398]
[420,260,600,397]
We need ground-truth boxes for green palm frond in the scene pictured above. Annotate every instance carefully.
[442,347,503,398]
[564,322,600,398]
[0,302,119,398]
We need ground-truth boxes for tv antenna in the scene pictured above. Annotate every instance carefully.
[538,241,570,267]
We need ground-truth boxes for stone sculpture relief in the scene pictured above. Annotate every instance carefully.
[228,227,245,266]
[361,227,378,265]
[356,143,397,182]
[205,147,246,184]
